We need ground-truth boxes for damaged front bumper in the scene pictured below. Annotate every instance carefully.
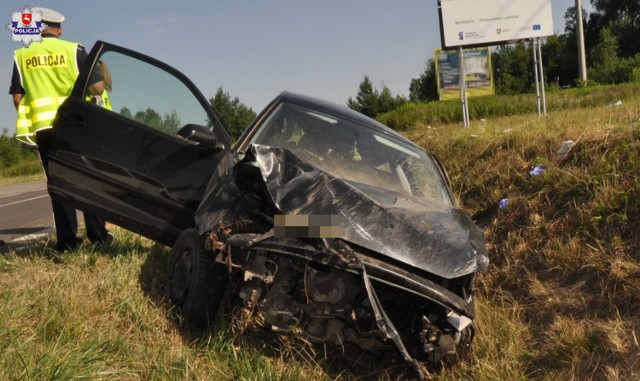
[215,230,476,379]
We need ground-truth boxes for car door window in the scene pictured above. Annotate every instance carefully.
[94,51,211,135]
[45,42,230,245]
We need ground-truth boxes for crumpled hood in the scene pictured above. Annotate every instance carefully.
[252,145,489,279]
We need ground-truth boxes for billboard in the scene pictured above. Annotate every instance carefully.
[439,0,554,48]
[435,47,494,101]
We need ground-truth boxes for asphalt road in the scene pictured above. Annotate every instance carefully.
[0,180,72,253]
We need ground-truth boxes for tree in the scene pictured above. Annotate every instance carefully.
[406,2,639,99]
[492,43,535,95]
[0,128,37,168]
[162,110,181,133]
[541,34,577,88]
[588,0,640,58]
[556,6,585,86]
[378,87,406,114]
[347,76,379,117]
[409,59,438,102]
[119,107,132,119]
[119,107,183,135]
[209,88,256,141]
[347,76,406,118]
[588,27,640,84]
[134,108,163,129]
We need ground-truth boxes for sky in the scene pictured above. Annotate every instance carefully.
[1,0,593,136]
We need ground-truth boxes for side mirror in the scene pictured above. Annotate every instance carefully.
[177,124,225,152]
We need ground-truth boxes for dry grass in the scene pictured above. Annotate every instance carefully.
[0,172,44,185]
[407,94,640,380]
[0,230,329,380]
[0,158,43,183]
[1,89,639,380]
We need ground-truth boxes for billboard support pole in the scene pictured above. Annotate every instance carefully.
[533,39,541,115]
[532,38,547,116]
[458,46,470,127]
[537,38,547,115]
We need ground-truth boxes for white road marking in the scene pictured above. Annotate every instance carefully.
[0,194,49,208]
[11,227,55,242]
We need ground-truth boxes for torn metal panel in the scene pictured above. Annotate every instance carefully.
[250,145,488,279]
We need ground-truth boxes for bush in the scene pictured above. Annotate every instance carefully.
[0,129,38,169]
[376,83,640,130]
[0,129,42,178]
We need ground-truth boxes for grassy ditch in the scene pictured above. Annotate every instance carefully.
[405,94,640,380]
[1,88,639,380]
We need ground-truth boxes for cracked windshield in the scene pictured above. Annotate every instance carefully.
[250,103,451,204]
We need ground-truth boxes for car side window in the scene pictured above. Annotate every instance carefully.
[94,51,211,136]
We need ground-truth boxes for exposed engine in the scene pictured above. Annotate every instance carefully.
[224,240,475,373]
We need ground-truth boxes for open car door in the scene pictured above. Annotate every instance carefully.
[43,41,231,246]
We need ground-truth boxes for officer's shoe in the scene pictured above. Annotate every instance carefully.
[93,231,114,246]
[55,237,83,253]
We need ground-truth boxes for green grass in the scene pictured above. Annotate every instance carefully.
[0,133,41,181]
[1,85,640,379]
[0,230,325,381]
[0,158,44,184]
[378,82,640,131]
[404,90,640,380]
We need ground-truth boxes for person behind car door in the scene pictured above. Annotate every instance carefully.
[9,7,113,252]
[86,60,112,110]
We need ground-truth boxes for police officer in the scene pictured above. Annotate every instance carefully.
[86,60,112,110]
[9,7,113,252]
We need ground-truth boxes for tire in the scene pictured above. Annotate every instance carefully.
[165,228,227,328]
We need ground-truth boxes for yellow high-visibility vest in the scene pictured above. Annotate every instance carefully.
[86,91,112,110]
[14,37,79,145]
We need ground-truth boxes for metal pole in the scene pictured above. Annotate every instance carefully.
[537,38,547,115]
[576,0,587,83]
[533,39,541,115]
[458,46,469,127]
[462,49,469,127]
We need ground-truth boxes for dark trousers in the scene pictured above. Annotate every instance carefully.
[35,129,108,250]
[51,200,108,247]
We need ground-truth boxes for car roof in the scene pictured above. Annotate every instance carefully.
[275,91,420,149]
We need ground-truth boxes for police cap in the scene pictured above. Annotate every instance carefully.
[32,7,65,26]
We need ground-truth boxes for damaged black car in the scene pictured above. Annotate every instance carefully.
[43,41,489,378]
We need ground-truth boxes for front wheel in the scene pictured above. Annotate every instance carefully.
[165,228,227,328]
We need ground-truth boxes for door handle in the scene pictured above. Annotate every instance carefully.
[66,114,87,128]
